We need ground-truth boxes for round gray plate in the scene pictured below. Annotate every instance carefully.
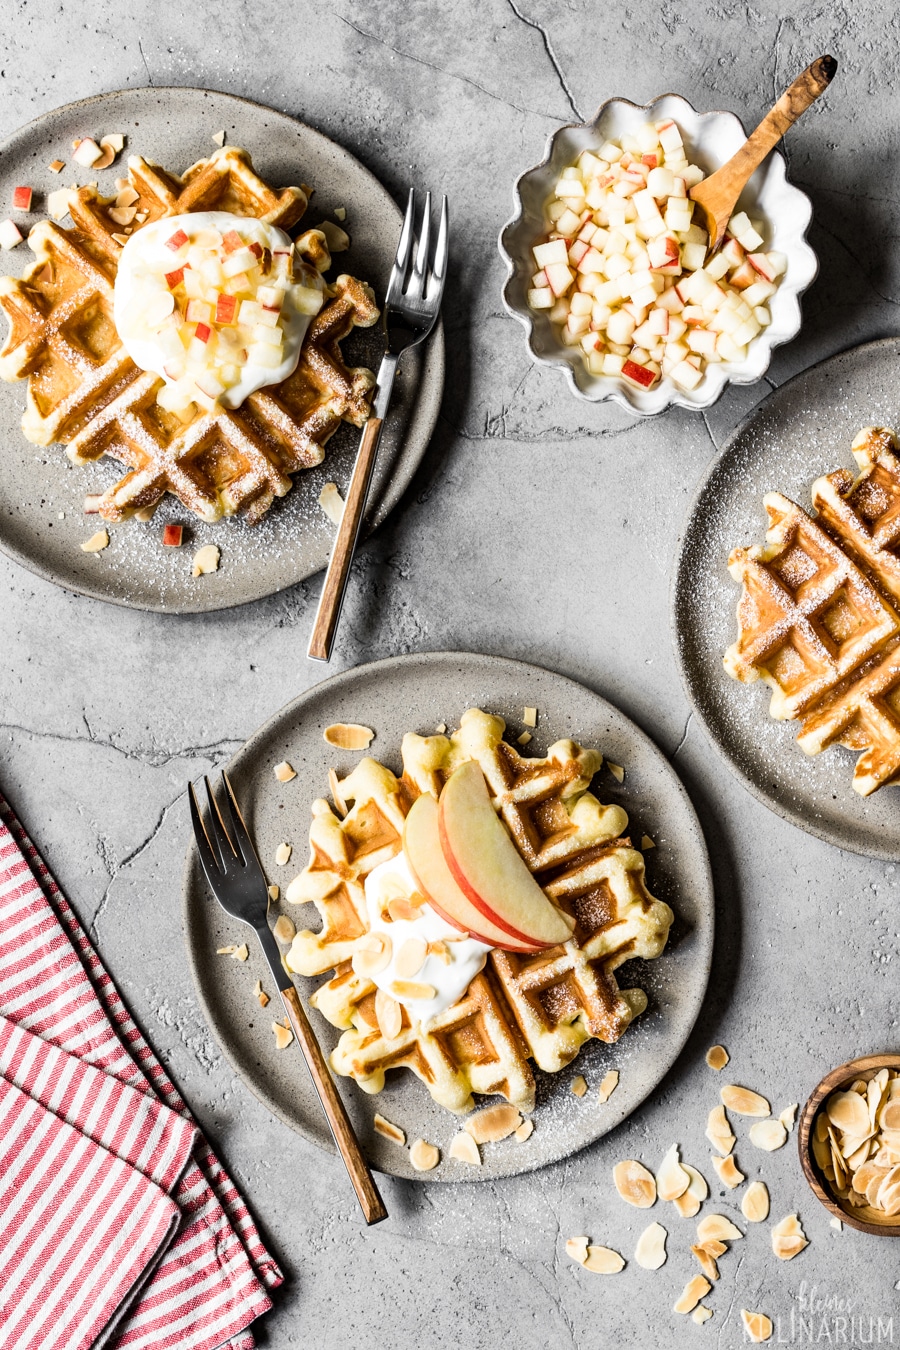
[183,652,714,1181]
[0,87,444,613]
[673,338,900,860]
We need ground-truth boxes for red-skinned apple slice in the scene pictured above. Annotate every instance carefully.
[438,762,575,947]
[403,794,541,952]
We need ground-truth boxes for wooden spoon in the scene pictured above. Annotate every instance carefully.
[689,54,837,251]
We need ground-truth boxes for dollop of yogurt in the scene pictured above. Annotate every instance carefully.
[113,211,326,413]
[363,853,492,1025]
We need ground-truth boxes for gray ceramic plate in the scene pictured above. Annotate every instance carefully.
[0,87,444,613]
[673,338,900,860]
[183,652,714,1181]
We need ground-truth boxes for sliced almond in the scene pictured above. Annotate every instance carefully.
[522,706,537,727]
[327,767,348,817]
[721,1084,770,1117]
[374,1113,405,1145]
[318,481,345,526]
[391,979,437,1000]
[517,732,532,746]
[881,1099,900,1130]
[409,1138,439,1171]
[212,130,226,147]
[515,1118,534,1142]
[699,1238,727,1258]
[742,1180,769,1223]
[565,1235,589,1265]
[192,543,220,576]
[353,931,392,979]
[711,1154,744,1188]
[673,1164,708,1218]
[571,1075,587,1098]
[254,979,270,1008]
[634,1221,667,1270]
[273,760,296,783]
[319,219,349,252]
[741,1310,773,1344]
[216,945,236,955]
[749,1119,787,1152]
[334,206,347,221]
[49,159,65,172]
[706,1044,729,1071]
[607,762,624,783]
[427,940,451,964]
[323,723,374,750]
[232,943,249,962]
[583,1245,624,1274]
[449,1132,481,1166]
[779,1103,798,1131]
[272,1021,293,1050]
[388,894,426,923]
[375,989,402,1040]
[673,1275,710,1314]
[598,1070,619,1103]
[771,1213,808,1261]
[697,1214,743,1243]
[640,834,655,850]
[47,187,75,219]
[657,1143,691,1201]
[830,1217,843,1231]
[115,184,139,207]
[111,233,130,246]
[690,1244,719,1282]
[108,204,137,224]
[273,914,296,944]
[706,1105,735,1155]
[692,1307,713,1325]
[395,936,428,978]
[81,529,109,553]
[268,884,280,902]
[465,1104,522,1144]
[613,1159,657,1208]
[274,842,292,866]
[826,1090,871,1135]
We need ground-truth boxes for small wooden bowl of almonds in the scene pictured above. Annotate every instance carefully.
[799,1054,900,1236]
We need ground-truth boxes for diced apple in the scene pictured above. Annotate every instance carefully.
[247,341,284,369]
[648,307,669,337]
[729,259,757,290]
[12,186,32,212]
[0,219,23,250]
[544,262,575,296]
[555,208,582,235]
[528,287,554,310]
[533,238,569,268]
[568,239,590,266]
[716,332,746,362]
[647,234,680,272]
[721,237,745,269]
[687,328,718,356]
[766,250,787,276]
[732,316,760,347]
[670,359,703,389]
[162,524,183,547]
[606,310,636,345]
[576,246,605,275]
[165,229,189,253]
[73,138,103,167]
[657,120,683,154]
[622,358,657,388]
[704,251,731,281]
[741,278,776,307]
[186,299,213,325]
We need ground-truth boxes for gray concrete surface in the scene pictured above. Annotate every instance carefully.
[1,2,899,1345]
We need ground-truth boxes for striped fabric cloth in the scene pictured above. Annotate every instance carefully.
[0,791,283,1350]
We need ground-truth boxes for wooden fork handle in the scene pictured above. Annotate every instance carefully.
[717,55,836,190]
[307,416,384,662]
[280,984,388,1224]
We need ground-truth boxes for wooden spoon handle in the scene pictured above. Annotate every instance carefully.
[715,55,836,192]
[280,984,388,1224]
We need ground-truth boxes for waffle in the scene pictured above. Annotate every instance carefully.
[725,426,900,795]
[0,146,379,524]
[284,709,673,1114]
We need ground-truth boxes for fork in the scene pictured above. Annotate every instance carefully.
[189,773,387,1225]
[307,189,448,662]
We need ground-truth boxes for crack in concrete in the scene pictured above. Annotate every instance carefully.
[442,407,636,444]
[700,409,720,453]
[671,710,693,760]
[337,15,561,123]
[137,37,153,86]
[503,0,583,122]
[2,718,242,770]
[813,218,900,308]
[89,788,185,940]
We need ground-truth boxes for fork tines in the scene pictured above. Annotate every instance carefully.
[387,189,448,309]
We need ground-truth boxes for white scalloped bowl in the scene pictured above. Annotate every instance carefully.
[498,94,818,415]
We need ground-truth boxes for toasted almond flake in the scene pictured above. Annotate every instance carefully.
[334,206,347,221]
[390,979,437,1001]
[272,914,295,944]
[565,1235,589,1265]
[318,481,345,525]
[375,989,402,1040]
[353,932,392,979]
[741,1310,773,1344]
[232,943,249,962]
[426,940,451,964]
[607,762,624,783]
[268,884,280,901]
[374,1113,405,1145]
[749,1119,787,1152]
[273,761,296,783]
[135,210,148,223]
[388,895,425,923]
[571,1075,587,1098]
[515,1119,534,1142]
[705,1104,736,1155]
[274,842,291,866]
[192,543,220,577]
[272,1021,293,1050]
[827,1089,871,1135]
[742,1180,769,1222]
[49,159,65,172]
[674,1164,709,1218]
[115,184,140,207]
[465,1103,522,1144]
[699,1238,727,1258]
[409,1138,439,1171]
[721,1084,770,1117]
[216,945,236,955]
[697,1214,743,1242]
[449,1132,481,1165]
[706,1045,729,1071]
[711,1153,744,1188]
[523,706,537,727]
[779,1103,798,1131]
[103,133,125,152]
[212,130,226,146]
[395,937,428,979]
[692,1307,713,1325]
[640,834,655,850]
[81,529,109,553]
[108,204,137,225]
[657,1143,691,1201]
[583,1245,625,1274]
[517,732,533,746]
[690,1244,719,1282]
[598,1070,619,1103]
[771,1213,808,1261]
[323,723,374,750]
[882,1099,900,1130]
[674,1275,710,1314]
[830,1217,843,1231]
[634,1221,667,1270]
[327,767,348,817]
[111,232,128,246]
[613,1159,657,1208]
[435,722,447,734]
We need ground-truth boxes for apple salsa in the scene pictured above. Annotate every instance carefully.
[527,119,787,391]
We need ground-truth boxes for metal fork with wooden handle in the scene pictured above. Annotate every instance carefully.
[307,189,448,662]
[189,773,387,1225]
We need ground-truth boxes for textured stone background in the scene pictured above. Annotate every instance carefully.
[1,2,899,1345]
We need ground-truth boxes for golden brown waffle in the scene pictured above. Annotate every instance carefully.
[284,709,673,1114]
[0,146,379,523]
[725,426,900,795]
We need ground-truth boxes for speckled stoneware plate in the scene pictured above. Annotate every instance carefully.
[183,652,714,1181]
[0,87,443,612]
[673,338,900,860]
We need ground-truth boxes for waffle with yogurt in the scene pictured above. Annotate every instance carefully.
[725,426,900,796]
[285,708,673,1114]
[0,146,378,524]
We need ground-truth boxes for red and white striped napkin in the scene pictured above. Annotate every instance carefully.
[0,791,283,1350]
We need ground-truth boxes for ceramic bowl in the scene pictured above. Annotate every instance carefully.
[498,93,818,416]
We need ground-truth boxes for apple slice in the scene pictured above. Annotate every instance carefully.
[438,761,575,947]
[403,794,541,952]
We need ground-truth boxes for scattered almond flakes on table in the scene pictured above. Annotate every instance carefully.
[449,1132,481,1166]
[273,761,296,782]
[571,1075,587,1097]
[613,1159,657,1208]
[656,1143,690,1201]
[634,1222,667,1270]
[692,1306,713,1326]
[565,1235,589,1265]
[252,980,269,1008]
[779,1103,798,1131]
[81,529,109,553]
[690,1243,719,1282]
[192,543,220,577]
[334,206,347,221]
[374,1114,405,1145]
[749,1118,787,1152]
[720,1084,770,1117]
[232,944,249,962]
[711,1153,744,1188]
[741,1310,773,1343]
[274,843,292,866]
[607,762,624,783]
[706,1044,729,1071]
[742,1181,770,1223]
[49,159,65,172]
[706,1104,735,1155]
[465,1103,521,1143]
[514,1119,534,1142]
[583,1245,624,1274]
[409,1139,439,1171]
[323,723,374,750]
[273,915,295,944]
[216,945,236,956]
[674,1274,710,1314]
[267,884,280,902]
[272,1021,293,1050]
[598,1070,619,1103]
[212,130,226,146]
[771,1213,808,1260]
[673,1165,708,1218]
[697,1214,743,1243]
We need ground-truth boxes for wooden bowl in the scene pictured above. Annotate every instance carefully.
[799,1053,900,1237]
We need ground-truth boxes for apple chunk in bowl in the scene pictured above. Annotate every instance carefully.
[498,94,818,415]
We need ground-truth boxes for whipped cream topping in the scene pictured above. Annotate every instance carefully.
[363,853,492,1024]
[113,211,325,411]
